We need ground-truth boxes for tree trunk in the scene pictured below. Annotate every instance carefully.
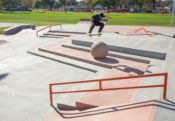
[107,5,110,11]
[49,4,52,11]
[139,4,143,12]
[153,0,156,12]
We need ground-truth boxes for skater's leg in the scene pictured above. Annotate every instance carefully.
[98,22,104,33]
[89,24,95,33]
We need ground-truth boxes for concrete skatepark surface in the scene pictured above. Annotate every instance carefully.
[0,23,175,121]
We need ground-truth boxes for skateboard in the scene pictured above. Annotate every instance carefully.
[87,34,102,37]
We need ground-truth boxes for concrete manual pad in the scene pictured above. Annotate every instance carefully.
[72,33,170,60]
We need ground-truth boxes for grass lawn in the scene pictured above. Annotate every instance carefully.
[0,11,174,27]
[0,27,9,34]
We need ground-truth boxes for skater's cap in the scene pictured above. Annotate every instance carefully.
[100,13,105,17]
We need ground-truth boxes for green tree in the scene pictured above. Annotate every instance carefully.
[21,0,34,8]
[59,0,66,6]
[91,0,99,9]
[100,0,118,10]
[0,0,3,9]
[42,0,55,11]
[152,0,156,12]
[33,0,41,9]
[2,0,17,7]
[135,0,145,11]
[66,0,77,6]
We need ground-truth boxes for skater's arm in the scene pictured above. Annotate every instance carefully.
[105,15,112,19]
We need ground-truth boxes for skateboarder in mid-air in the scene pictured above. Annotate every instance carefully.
[88,13,112,36]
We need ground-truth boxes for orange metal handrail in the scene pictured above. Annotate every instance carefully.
[134,27,152,37]
[49,73,168,106]
[36,24,62,37]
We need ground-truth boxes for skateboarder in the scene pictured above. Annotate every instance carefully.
[88,13,112,36]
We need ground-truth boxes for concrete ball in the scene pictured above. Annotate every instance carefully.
[90,41,109,59]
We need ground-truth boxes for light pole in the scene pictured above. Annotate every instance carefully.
[171,0,175,27]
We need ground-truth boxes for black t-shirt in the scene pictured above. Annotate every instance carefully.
[92,14,104,22]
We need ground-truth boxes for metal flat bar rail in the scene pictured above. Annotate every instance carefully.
[49,73,168,106]
[36,24,62,37]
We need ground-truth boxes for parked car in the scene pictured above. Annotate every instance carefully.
[6,6,31,11]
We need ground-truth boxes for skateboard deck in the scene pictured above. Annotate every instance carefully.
[87,34,102,37]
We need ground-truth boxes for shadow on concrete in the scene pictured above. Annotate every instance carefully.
[96,57,119,64]
[147,31,173,38]
[145,65,155,74]
[126,33,156,36]
[0,40,8,45]
[52,99,175,119]
[39,35,63,39]
[0,73,9,81]
[114,65,144,75]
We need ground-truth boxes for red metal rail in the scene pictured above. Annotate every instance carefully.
[134,27,152,37]
[49,73,168,106]
[36,24,62,37]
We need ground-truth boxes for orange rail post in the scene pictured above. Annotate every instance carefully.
[36,26,50,37]
[163,73,168,99]
[134,27,143,33]
[36,24,62,37]
[134,27,152,37]
[99,80,102,90]
[49,84,53,106]
[142,28,152,37]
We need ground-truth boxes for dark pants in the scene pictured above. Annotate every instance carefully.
[89,21,104,33]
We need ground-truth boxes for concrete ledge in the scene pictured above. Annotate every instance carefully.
[4,24,35,35]
[62,41,150,64]
[72,39,166,60]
